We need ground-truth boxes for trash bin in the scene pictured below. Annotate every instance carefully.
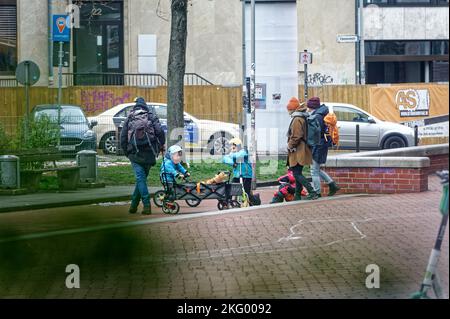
[77,150,98,183]
[0,155,20,189]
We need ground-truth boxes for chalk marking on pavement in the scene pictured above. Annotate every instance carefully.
[0,194,366,244]
[137,213,424,265]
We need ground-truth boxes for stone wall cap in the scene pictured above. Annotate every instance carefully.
[326,156,430,168]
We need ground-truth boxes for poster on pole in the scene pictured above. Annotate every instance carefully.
[255,83,267,109]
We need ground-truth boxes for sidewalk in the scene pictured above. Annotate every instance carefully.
[0,186,160,213]
[0,181,279,213]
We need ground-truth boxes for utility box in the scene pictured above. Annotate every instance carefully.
[0,155,20,189]
[77,150,98,183]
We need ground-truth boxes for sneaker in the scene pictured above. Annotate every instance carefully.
[306,192,319,200]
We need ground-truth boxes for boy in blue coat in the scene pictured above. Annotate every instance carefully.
[160,145,190,183]
[223,138,259,206]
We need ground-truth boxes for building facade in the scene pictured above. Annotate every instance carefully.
[0,0,448,87]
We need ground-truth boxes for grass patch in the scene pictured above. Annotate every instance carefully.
[98,160,308,186]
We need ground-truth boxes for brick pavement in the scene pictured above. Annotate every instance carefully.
[0,176,447,299]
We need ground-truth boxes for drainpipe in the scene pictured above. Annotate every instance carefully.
[48,0,54,86]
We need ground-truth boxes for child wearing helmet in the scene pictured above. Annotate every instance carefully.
[160,145,190,183]
[222,138,259,206]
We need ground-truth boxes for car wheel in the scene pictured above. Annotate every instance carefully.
[101,132,118,155]
[383,135,406,149]
[209,132,232,155]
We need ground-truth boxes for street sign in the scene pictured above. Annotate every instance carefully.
[16,61,40,86]
[337,34,359,43]
[52,15,71,42]
[300,51,313,64]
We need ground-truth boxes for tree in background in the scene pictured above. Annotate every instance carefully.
[167,0,188,148]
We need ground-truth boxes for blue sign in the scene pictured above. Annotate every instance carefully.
[52,15,71,42]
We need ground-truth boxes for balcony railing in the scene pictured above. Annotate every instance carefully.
[0,73,214,87]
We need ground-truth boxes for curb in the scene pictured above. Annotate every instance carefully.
[0,181,281,214]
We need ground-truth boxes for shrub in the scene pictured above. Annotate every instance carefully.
[14,114,60,151]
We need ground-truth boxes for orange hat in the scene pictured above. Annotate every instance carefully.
[287,97,303,111]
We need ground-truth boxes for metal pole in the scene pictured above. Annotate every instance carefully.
[57,41,64,147]
[25,62,30,145]
[250,0,257,190]
[304,50,308,101]
[48,0,54,86]
[356,124,360,153]
[414,125,419,146]
[241,0,247,148]
[359,0,366,85]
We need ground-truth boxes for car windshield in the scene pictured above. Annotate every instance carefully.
[36,108,87,124]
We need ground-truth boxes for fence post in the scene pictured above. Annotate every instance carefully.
[356,124,360,153]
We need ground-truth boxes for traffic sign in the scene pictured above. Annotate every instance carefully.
[52,15,71,42]
[16,61,40,86]
[300,51,313,64]
[337,34,359,43]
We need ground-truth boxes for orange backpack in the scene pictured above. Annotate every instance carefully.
[324,112,339,147]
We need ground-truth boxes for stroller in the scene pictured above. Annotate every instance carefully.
[154,167,243,214]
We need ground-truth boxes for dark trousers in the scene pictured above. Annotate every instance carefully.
[291,164,315,196]
[233,177,255,204]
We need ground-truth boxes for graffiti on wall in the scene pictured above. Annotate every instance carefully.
[307,73,334,86]
[81,90,131,114]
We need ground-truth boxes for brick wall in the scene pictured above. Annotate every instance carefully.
[426,154,449,176]
[321,167,428,195]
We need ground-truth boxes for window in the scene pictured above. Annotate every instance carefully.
[334,107,370,123]
[0,0,17,74]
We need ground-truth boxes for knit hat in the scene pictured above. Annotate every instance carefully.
[287,97,303,112]
[307,97,321,109]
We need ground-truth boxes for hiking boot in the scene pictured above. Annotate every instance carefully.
[129,206,138,214]
[328,182,341,197]
[306,192,319,200]
[141,206,152,215]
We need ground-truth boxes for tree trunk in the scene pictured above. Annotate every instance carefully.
[167,0,188,148]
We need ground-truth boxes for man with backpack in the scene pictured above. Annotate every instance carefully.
[120,97,166,215]
[307,97,341,197]
[286,97,319,201]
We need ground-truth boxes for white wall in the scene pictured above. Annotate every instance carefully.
[245,1,298,154]
[364,6,449,40]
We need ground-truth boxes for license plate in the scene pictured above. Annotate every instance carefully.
[58,145,76,151]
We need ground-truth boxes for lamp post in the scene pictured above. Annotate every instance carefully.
[250,0,257,189]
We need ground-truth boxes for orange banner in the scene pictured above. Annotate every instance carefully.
[369,84,449,123]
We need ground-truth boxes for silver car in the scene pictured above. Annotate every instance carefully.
[325,103,415,150]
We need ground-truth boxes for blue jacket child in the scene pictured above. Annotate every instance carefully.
[160,145,189,183]
[222,139,253,179]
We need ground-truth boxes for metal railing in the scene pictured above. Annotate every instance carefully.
[0,73,214,87]
[0,77,18,87]
[62,73,168,87]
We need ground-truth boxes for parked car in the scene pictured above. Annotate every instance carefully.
[324,102,415,150]
[88,103,240,155]
[32,105,97,154]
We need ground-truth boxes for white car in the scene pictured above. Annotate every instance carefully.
[88,103,240,155]
[324,102,415,150]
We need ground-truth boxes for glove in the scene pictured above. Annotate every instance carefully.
[185,172,191,178]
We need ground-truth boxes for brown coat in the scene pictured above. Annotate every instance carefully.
[287,115,312,167]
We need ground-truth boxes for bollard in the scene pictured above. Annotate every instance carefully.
[414,125,419,146]
[356,125,360,153]
[0,155,20,189]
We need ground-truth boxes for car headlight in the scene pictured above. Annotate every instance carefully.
[83,130,95,139]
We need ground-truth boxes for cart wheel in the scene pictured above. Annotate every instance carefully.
[162,202,180,215]
[153,191,166,208]
[217,201,228,211]
[231,200,241,209]
[186,199,201,208]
